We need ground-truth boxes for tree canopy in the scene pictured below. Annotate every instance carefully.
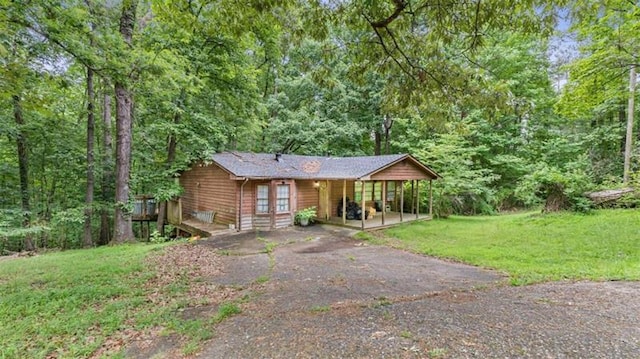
[1,0,638,251]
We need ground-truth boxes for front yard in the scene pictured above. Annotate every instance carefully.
[383,209,640,284]
[1,209,639,357]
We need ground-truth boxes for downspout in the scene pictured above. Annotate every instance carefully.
[239,178,249,231]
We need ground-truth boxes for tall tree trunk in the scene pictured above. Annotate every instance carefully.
[619,105,626,156]
[114,83,135,242]
[113,0,138,243]
[83,66,95,247]
[383,114,393,155]
[623,65,636,184]
[99,92,113,245]
[13,95,34,251]
[374,130,382,155]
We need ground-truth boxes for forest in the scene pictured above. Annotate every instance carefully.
[1,0,638,252]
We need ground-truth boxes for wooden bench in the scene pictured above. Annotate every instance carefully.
[191,210,215,224]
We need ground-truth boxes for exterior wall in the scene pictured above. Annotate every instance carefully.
[274,213,292,229]
[180,155,436,230]
[330,180,355,217]
[238,180,254,231]
[239,179,297,231]
[253,180,271,230]
[271,179,295,228]
[296,180,318,213]
[370,159,434,180]
[180,163,237,225]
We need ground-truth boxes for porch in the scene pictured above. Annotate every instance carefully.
[175,218,234,238]
[167,198,234,237]
[320,211,432,230]
[314,177,434,231]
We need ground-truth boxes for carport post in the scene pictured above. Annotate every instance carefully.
[415,180,420,219]
[361,180,366,230]
[381,180,386,226]
[342,180,347,225]
[410,181,415,214]
[399,180,404,222]
[429,179,433,217]
[326,180,330,220]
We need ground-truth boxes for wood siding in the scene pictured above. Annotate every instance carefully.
[180,155,435,231]
[180,163,237,225]
[238,180,296,230]
[330,180,355,217]
[238,180,254,231]
[275,213,292,228]
[253,215,271,230]
[272,179,294,228]
[370,158,435,180]
[296,180,318,213]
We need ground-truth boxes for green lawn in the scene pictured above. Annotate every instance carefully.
[0,242,211,358]
[384,209,640,285]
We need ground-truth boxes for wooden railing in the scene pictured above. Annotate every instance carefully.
[131,195,158,221]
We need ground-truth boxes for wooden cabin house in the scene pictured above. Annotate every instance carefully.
[169,152,440,236]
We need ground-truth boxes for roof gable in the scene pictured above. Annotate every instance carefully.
[209,152,439,180]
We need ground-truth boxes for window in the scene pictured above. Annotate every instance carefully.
[256,185,269,213]
[276,184,290,212]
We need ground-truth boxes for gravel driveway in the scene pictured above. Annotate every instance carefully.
[196,225,639,358]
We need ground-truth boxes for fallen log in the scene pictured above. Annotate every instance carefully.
[586,188,635,204]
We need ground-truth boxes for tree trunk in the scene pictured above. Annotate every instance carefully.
[374,130,382,155]
[113,0,138,243]
[99,92,113,245]
[383,114,393,155]
[13,95,34,251]
[114,83,135,242]
[83,66,95,247]
[623,65,636,184]
[543,184,571,213]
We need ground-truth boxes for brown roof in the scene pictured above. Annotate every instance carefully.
[209,152,440,180]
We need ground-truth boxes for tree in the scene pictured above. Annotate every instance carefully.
[560,0,640,183]
[624,65,636,183]
[99,90,114,245]
[83,58,96,248]
[112,0,138,243]
[12,95,34,251]
[305,0,557,112]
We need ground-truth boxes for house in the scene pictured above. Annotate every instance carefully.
[168,152,440,235]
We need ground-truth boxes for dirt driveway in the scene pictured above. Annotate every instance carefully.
[195,225,639,358]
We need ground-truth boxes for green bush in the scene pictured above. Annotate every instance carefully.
[516,162,593,212]
[294,206,317,225]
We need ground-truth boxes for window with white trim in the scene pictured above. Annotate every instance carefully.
[256,185,269,213]
[276,184,290,212]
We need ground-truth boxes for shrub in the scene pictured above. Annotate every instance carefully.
[294,206,317,225]
[516,163,593,212]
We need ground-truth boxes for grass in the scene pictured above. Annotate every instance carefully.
[0,241,238,358]
[384,209,640,285]
[254,275,270,284]
[310,305,331,312]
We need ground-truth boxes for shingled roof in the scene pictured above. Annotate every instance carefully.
[209,152,439,180]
